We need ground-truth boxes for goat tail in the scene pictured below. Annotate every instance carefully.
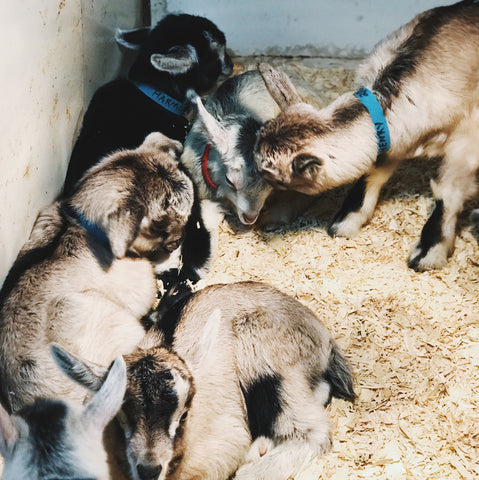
[324,342,356,403]
[233,440,322,480]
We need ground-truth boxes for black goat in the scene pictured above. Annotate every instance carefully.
[63,13,233,289]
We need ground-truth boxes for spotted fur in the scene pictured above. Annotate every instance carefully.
[0,132,193,413]
[256,0,479,270]
[57,281,355,480]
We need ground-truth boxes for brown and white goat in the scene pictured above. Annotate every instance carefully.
[0,354,127,480]
[0,132,193,413]
[55,281,355,480]
[255,0,479,271]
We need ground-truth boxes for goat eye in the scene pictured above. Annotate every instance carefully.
[180,411,188,423]
[292,153,322,175]
[225,175,236,191]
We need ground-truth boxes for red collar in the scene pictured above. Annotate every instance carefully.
[201,143,218,190]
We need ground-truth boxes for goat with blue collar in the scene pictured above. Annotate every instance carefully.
[63,13,233,289]
[255,0,479,271]
[0,132,193,414]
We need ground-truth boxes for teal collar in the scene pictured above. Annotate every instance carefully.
[354,88,390,154]
[132,81,186,116]
[62,203,110,249]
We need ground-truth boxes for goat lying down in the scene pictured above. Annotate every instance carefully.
[0,132,193,413]
[55,281,355,480]
[255,0,479,271]
[0,355,126,480]
[181,70,280,226]
[63,13,232,195]
[63,13,233,293]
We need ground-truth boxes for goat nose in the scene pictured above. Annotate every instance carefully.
[137,463,163,480]
[240,212,259,225]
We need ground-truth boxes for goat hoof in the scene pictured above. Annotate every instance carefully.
[407,242,448,271]
[327,219,360,238]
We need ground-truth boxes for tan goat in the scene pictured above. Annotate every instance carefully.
[255,0,479,271]
[55,281,355,480]
[0,132,193,413]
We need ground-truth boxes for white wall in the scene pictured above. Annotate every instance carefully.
[0,0,458,285]
[0,0,143,285]
[152,0,457,57]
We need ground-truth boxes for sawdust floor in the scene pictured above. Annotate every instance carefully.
[197,57,479,480]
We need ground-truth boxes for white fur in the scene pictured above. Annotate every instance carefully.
[0,356,126,480]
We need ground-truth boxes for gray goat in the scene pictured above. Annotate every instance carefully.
[181,70,280,226]
[54,281,355,480]
[255,0,479,271]
[0,355,126,480]
[0,132,193,412]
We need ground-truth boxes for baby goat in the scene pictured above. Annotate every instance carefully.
[56,281,355,480]
[63,13,232,194]
[255,0,479,271]
[63,13,233,290]
[0,132,193,413]
[182,70,279,226]
[0,355,126,480]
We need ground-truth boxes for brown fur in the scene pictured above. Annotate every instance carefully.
[0,132,193,413]
[255,1,479,270]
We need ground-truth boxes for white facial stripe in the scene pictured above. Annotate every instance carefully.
[168,370,191,438]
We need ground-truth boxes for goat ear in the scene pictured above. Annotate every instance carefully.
[292,154,323,178]
[51,344,109,393]
[142,132,183,159]
[115,27,151,51]
[190,309,223,367]
[151,45,198,75]
[187,89,229,155]
[258,62,302,110]
[106,204,145,259]
[259,160,280,179]
[0,404,19,458]
[81,356,127,430]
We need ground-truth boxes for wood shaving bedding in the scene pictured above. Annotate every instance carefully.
[198,57,479,480]
[1,57,476,480]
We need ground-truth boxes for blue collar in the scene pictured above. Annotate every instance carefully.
[63,204,111,249]
[75,210,110,247]
[132,81,186,116]
[354,88,391,154]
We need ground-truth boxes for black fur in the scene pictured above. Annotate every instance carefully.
[241,374,283,440]
[63,79,189,196]
[125,356,178,432]
[154,289,196,348]
[156,184,212,291]
[332,101,366,127]
[236,116,263,168]
[408,199,444,270]
[19,400,74,477]
[328,176,367,236]
[320,348,356,404]
[63,14,231,195]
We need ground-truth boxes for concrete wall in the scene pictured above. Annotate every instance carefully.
[152,0,457,57]
[0,0,144,286]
